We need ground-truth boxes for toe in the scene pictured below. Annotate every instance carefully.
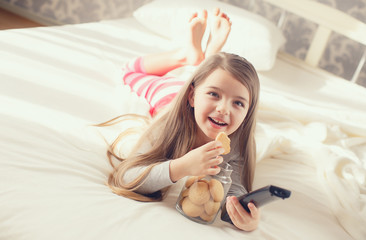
[189,12,198,22]
[202,9,208,19]
[213,7,220,16]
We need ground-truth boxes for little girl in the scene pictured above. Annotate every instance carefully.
[104,9,260,231]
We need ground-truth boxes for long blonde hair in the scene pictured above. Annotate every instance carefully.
[100,52,260,202]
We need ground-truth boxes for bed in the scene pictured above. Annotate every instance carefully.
[1,0,365,239]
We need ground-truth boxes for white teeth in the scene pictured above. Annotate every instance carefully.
[209,117,227,126]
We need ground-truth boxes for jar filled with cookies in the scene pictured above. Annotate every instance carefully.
[176,163,233,224]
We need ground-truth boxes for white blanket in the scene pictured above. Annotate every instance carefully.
[1,18,365,240]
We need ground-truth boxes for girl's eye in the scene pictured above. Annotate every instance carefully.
[234,101,245,107]
[208,92,219,98]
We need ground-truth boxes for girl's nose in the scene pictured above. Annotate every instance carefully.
[216,100,229,115]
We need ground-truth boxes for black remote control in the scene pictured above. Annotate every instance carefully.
[221,185,291,224]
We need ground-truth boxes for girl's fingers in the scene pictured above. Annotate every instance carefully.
[202,140,223,151]
[230,197,250,221]
[205,156,223,175]
[227,197,260,232]
[189,141,225,175]
[208,143,225,156]
[247,202,260,220]
[206,166,221,175]
[197,141,224,159]
[208,156,223,167]
[226,197,241,225]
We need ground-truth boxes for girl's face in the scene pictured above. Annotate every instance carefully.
[189,68,250,145]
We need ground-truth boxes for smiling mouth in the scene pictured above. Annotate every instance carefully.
[209,117,228,127]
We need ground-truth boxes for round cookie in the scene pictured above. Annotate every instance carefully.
[198,179,209,184]
[204,198,221,215]
[200,212,215,222]
[188,181,211,205]
[182,197,204,217]
[182,188,190,197]
[216,132,231,155]
[185,175,205,188]
[208,179,224,202]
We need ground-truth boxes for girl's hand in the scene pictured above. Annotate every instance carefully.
[226,196,260,232]
[169,141,224,181]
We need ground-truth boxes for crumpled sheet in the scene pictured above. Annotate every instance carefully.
[256,85,366,239]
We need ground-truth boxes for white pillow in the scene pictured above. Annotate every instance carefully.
[133,0,286,71]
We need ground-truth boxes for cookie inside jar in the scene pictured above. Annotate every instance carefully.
[177,175,225,223]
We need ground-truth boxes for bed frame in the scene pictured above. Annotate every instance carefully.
[261,0,366,84]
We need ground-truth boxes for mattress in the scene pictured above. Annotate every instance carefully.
[1,17,365,240]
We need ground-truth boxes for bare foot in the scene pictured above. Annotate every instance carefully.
[181,10,207,66]
[205,8,232,57]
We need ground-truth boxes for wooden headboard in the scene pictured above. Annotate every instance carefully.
[262,0,366,84]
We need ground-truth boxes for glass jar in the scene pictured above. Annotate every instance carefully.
[176,163,233,224]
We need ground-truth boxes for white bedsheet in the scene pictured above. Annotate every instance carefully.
[1,18,365,240]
